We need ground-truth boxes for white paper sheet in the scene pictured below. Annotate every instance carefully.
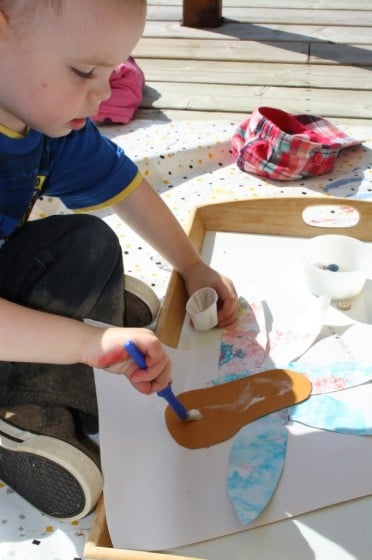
[95,343,372,551]
[95,233,372,551]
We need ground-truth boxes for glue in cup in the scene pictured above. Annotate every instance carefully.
[186,287,218,331]
[303,234,367,301]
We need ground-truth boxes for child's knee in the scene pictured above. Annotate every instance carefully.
[68,214,122,264]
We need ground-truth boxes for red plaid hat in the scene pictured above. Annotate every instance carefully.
[231,107,361,181]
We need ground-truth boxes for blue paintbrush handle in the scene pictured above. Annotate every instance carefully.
[124,340,147,369]
[156,385,188,421]
[124,340,189,421]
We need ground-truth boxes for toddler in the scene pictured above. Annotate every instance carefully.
[0,0,237,520]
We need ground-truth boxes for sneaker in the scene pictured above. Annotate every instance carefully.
[0,404,103,520]
[124,275,160,328]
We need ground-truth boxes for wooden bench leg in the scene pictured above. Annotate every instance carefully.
[182,0,222,28]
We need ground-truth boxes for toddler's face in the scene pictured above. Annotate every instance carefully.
[0,0,145,136]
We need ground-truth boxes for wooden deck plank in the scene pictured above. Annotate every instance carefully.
[148,0,372,9]
[310,43,372,64]
[135,38,372,66]
[139,59,372,91]
[134,38,309,62]
[141,82,371,119]
[146,7,372,26]
[143,21,372,45]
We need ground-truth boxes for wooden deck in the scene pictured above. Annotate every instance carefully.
[133,0,372,124]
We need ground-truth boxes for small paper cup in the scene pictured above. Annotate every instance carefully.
[186,287,218,331]
[303,234,367,300]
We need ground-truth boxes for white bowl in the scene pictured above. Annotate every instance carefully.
[303,234,367,300]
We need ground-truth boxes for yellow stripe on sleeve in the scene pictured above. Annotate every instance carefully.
[74,171,143,213]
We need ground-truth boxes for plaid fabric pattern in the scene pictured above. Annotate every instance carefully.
[231,107,361,181]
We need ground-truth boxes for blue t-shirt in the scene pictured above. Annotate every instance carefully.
[0,119,141,240]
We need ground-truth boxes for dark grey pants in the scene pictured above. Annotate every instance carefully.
[0,214,124,420]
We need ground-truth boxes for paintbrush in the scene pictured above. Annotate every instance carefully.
[124,340,202,422]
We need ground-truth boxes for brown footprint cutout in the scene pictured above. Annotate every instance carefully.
[165,369,312,449]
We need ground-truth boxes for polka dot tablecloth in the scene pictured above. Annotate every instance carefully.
[1,118,372,560]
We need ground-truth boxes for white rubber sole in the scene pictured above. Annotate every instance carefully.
[0,417,103,520]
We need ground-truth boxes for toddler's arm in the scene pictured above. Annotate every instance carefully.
[113,178,238,327]
[0,298,170,395]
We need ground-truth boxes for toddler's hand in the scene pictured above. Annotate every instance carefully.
[87,327,171,395]
[182,261,238,328]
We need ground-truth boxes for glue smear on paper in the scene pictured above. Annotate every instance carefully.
[205,377,291,413]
